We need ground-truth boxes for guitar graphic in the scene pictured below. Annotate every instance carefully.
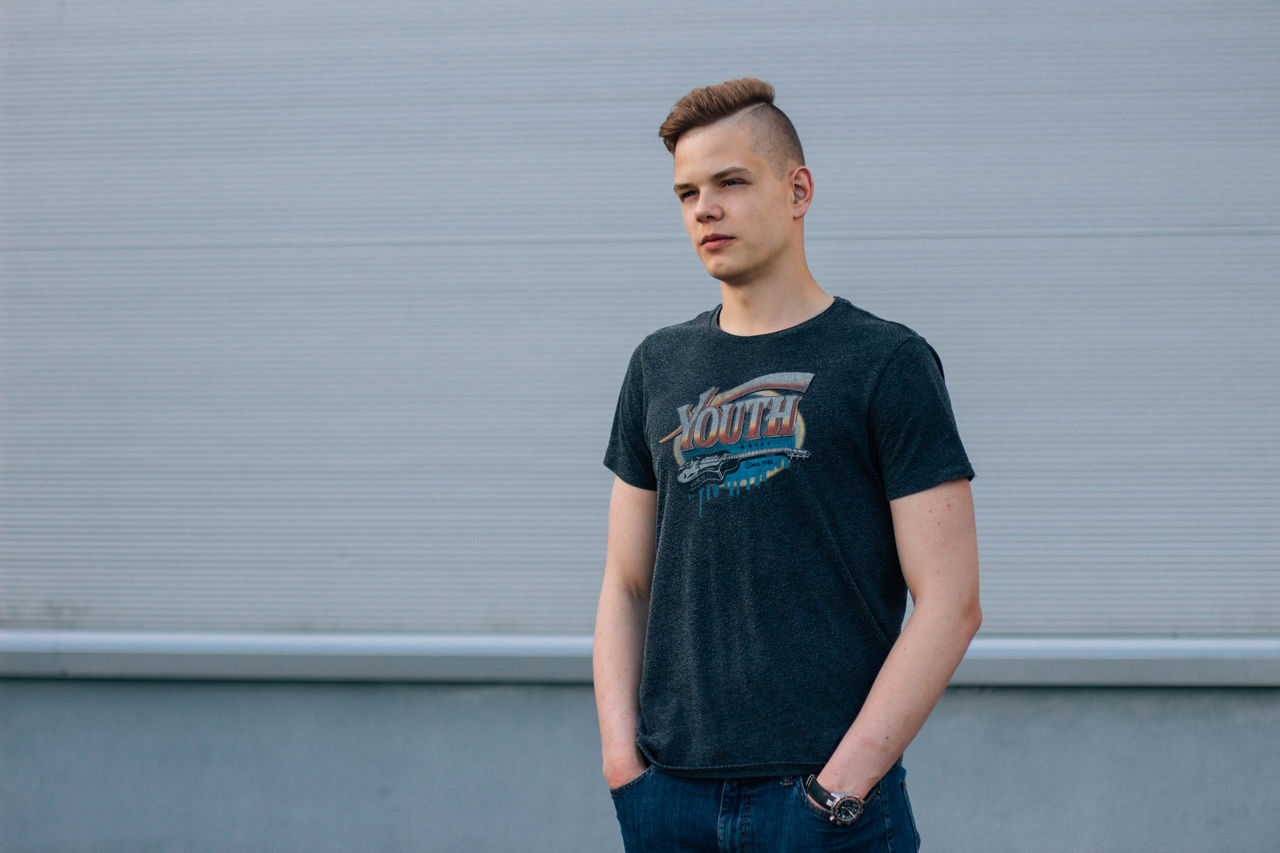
[676,446,811,492]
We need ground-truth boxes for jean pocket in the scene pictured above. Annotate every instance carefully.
[796,777,834,821]
[900,779,922,849]
[609,764,656,796]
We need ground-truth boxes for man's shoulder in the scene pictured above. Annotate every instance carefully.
[633,307,717,351]
[829,297,926,356]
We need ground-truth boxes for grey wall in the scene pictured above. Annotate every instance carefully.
[3,680,1278,853]
[4,0,1278,638]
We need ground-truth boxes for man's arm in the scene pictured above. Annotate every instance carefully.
[593,476,657,789]
[816,477,982,798]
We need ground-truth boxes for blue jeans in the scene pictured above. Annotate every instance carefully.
[610,762,921,852]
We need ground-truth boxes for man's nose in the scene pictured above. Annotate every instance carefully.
[694,192,721,221]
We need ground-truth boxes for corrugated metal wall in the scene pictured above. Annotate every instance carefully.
[2,1,1277,637]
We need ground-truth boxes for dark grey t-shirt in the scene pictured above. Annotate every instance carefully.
[604,297,973,778]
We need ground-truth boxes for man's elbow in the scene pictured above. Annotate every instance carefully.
[908,588,982,640]
[960,598,983,641]
[603,560,653,605]
[925,586,982,641]
[951,573,983,641]
[952,558,983,640]
[622,577,653,605]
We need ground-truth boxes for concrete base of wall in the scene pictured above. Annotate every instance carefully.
[2,681,1277,852]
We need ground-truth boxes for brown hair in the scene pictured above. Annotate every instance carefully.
[658,77,804,170]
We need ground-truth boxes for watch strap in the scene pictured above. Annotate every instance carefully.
[803,774,865,825]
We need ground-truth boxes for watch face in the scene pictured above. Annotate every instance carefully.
[831,795,864,824]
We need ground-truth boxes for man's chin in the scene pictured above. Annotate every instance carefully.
[707,268,752,288]
[701,259,742,283]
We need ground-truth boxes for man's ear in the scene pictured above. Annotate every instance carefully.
[791,166,814,217]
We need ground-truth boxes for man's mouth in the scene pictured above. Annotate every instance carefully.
[701,234,733,248]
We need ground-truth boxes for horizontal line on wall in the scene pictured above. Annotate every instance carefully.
[0,631,595,683]
[2,225,1278,252]
[809,226,1280,241]
[2,631,1278,686]
[955,637,1280,686]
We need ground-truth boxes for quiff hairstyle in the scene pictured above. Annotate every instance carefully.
[658,77,805,172]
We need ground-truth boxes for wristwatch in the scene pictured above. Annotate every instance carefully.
[803,774,865,825]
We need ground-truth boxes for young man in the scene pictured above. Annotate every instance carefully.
[594,78,981,851]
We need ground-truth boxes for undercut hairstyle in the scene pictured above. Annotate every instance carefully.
[658,77,805,173]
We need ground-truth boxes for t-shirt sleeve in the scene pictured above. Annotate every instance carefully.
[603,345,657,490]
[868,335,975,501]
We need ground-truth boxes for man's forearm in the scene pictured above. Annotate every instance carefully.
[817,596,981,797]
[593,581,650,784]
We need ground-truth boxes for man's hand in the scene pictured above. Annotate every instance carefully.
[603,747,650,790]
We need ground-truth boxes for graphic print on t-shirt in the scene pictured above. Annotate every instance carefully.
[659,372,814,513]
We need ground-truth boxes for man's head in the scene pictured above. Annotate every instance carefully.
[662,78,814,287]
[658,77,804,176]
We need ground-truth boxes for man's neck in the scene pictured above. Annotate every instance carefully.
[717,272,832,337]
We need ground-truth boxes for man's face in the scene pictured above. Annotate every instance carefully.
[672,117,802,286]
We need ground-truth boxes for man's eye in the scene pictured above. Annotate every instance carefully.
[679,190,697,200]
